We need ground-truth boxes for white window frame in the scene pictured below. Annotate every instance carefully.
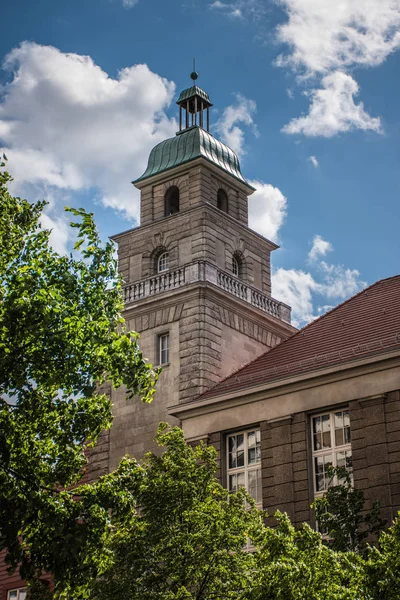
[7,589,27,600]
[157,252,169,273]
[226,429,262,508]
[311,409,352,498]
[158,332,170,366]
[232,255,239,278]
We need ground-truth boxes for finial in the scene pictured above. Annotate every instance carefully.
[190,57,198,82]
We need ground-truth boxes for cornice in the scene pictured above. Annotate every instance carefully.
[111,199,278,251]
[168,349,400,419]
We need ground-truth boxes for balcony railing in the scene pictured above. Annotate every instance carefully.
[123,261,291,323]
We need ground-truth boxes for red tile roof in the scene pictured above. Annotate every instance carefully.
[198,275,400,401]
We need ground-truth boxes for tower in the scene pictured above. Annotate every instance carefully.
[101,74,296,472]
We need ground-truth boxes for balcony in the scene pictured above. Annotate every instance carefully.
[123,261,291,323]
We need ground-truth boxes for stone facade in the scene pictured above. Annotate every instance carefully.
[100,151,295,467]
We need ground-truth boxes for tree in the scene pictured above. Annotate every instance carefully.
[0,163,159,584]
[312,467,386,553]
[249,512,364,600]
[86,424,260,600]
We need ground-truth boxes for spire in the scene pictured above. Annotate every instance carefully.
[176,69,213,133]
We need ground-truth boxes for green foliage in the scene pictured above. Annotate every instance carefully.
[0,163,159,581]
[313,467,386,552]
[249,512,364,600]
[87,424,260,600]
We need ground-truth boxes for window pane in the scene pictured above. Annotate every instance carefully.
[229,436,236,453]
[335,428,344,446]
[237,450,245,468]
[336,450,352,471]
[8,593,17,600]
[322,414,331,448]
[315,454,332,492]
[248,469,262,504]
[248,430,261,464]
[248,431,256,448]
[228,473,237,492]
[313,416,322,451]
[19,591,27,600]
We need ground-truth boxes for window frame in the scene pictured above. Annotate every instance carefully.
[311,408,352,498]
[158,332,170,366]
[7,589,27,600]
[157,251,169,273]
[226,428,262,509]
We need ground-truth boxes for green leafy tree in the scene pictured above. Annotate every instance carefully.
[249,512,364,600]
[86,424,260,600]
[364,514,400,600]
[0,163,159,584]
[312,466,386,553]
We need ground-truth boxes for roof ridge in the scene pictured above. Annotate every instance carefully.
[195,274,400,401]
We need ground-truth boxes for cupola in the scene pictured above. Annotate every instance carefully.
[133,72,253,190]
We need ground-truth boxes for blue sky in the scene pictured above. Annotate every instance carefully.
[1,0,399,326]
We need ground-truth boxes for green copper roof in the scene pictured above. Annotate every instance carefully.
[133,126,252,187]
[177,85,212,105]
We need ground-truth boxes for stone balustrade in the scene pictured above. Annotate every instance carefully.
[123,261,291,323]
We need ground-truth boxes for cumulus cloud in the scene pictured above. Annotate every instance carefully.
[40,212,71,255]
[272,268,318,326]
[0,42,176,223]
[248,181,287,242]
[216,93,258,156]
[122,0,139,7]
[272,234,366,327]
[282,71,382,137]
[308,155,318,168]
[276,0,400,76]
[276,0,400,137]
[308,234,333,262]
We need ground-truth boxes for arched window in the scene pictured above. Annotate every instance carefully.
[217,188,228,213]
[157,251,169,273]
[164,186,180,216]
[232,255,239,278]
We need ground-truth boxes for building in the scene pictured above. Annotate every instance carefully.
[170,275,400,527]
[87,73,295,481]
[2,73,400,600]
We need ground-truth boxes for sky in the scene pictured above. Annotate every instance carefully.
[1,0,399,327]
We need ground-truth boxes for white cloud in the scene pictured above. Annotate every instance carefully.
[40,211,71,255]
[122,0,139,7]
[248,180,287,242]
[282,71,382,137]
[308,155,318,168]
[272,234,366,326]
[308,234,332,263]
[210,0,264,19]
[276,0,400,137]
[272,268,318,326]
[276,0,400,75]
[0,42,176,223]
[216,93,258,156]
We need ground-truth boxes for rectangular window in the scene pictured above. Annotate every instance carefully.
[158,333,170,365]
[311,409,352,497]
[226,429,262,507]
[8,590,27,600]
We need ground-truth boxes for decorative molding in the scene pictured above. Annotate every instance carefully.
[218,304,280,346]
[131,302,185,332]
